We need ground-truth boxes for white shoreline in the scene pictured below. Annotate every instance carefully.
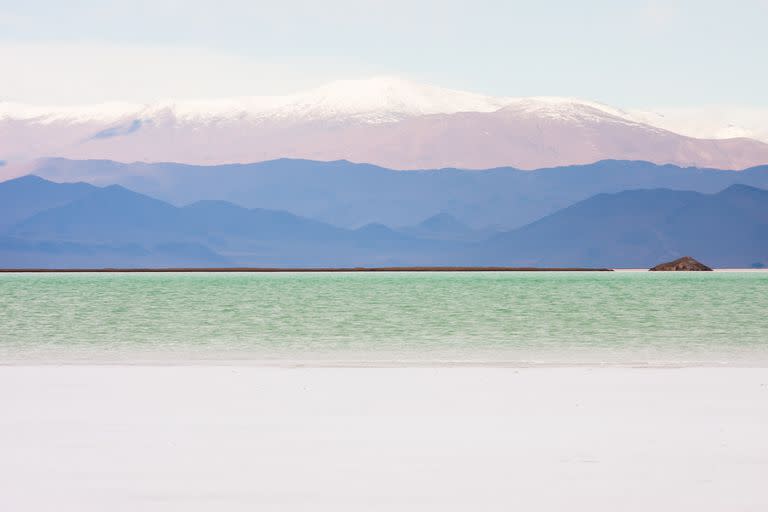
[2,359,767,368]
[2,365,767,511]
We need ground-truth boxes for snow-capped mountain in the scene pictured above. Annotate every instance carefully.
[627,106,768,143]
[1,77,767,171]
[1,76,512,124]
[259,76,514,123]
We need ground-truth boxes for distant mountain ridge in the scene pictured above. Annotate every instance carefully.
[0,175,96,229]
[483,184,768,268]
[1,174,766,269]
[2,77,767,170]
[28,158,768,231]
[398,213,483,241]
[1,177,447,267]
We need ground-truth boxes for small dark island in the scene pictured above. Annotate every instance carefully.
[649,256,713,271]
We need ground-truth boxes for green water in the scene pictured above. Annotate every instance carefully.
[1,271,767,365]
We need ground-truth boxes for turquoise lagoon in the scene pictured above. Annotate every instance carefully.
[1,271,766,365]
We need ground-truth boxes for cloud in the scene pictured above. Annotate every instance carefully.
[0,11,26,29]
[0,43,381,104]
[638,1,681,28]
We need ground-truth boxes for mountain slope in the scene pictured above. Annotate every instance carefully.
[399,213,483,241]
[181,200,348,242]
[31,158,768,230]
[2,176,767,268]
[2,77,768,170]
[275,102,768,170]
[483,185,768,268]
[10,185,198,244]
[0,177,454,267]
[0,236,229,268]
[0,175,96,229]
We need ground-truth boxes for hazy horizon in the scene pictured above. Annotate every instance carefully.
[1,0,767,108]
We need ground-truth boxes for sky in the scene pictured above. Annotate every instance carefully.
[0,0,767,107]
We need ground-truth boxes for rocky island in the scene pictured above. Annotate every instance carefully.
[650,256,713,271]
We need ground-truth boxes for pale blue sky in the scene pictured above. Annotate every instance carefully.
[0,0,766,106]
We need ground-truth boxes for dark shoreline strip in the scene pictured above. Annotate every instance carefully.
[0,266,613,273]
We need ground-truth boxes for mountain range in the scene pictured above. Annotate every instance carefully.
[2,77,768,171]
[2,168,767,269]
[484,185,768,268]
[29,158,768,230]
[0,176,450,267]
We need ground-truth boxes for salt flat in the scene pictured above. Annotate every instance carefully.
[1,366,767,511]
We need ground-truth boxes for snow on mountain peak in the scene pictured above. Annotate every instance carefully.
[0,76,516,125]
[2,77,764,143]
[0,101,144,124]
[499,96,637,123]
[278,76,512,122]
